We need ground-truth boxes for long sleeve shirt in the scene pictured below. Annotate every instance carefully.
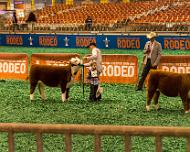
[84,47,102,73]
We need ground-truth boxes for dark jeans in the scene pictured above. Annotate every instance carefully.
[90,84,101,101]
[137,58,157,90]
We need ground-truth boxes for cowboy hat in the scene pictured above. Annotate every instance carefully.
[146,32,157,39]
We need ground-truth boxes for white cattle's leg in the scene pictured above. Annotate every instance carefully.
[38,81,46,100]
[30,94,34,101]
[30,82,37,101]
[153,91,160,111]
[62,91,66,102]
[154,104,159,111]
[146,105,150,111]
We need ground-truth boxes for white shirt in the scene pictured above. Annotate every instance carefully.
[85,47,102,73]
[147,41,155,58]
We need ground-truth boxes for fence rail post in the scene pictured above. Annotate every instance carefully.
[125,135,131,152]
[8,131,14,152]
[1,123,190,152]
[187,137,190,152]
[95,134,101,152]
[155,135,162,152]
[65,133,72,152]
[36,133,43,152]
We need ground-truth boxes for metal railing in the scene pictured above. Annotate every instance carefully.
[0,22,189,34]
[0,123,190,152]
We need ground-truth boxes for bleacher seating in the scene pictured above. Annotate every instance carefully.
[131,0,190,31]
[2,0,190,32]
[134,2,190,23]
[31,1,170,31]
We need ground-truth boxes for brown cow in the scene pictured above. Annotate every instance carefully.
[146,70,190,113]
[29,57,82,102]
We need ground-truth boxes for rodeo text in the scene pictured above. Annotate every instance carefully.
[0,60,27,74]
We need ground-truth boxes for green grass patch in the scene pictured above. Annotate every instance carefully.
[0,46,190,151]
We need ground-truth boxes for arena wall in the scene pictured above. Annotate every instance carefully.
[0,34,190,50]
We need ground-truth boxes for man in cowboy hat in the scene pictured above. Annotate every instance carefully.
[136,32,162,91]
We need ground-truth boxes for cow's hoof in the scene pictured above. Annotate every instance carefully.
[155,104,159,111]
[146,106,150,111]
[61,93,66,103]
[62,98,67,102]
[30,94,34,101]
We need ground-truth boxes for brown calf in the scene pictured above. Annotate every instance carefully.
[146,70,190,113]
[29,57,81,102]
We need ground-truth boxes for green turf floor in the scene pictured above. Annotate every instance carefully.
[0,46,190,152]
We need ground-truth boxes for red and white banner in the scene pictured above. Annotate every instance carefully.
[1,53,189,83]
[158,55,190,73]
[0,53,28,80]
[84,54,138,84]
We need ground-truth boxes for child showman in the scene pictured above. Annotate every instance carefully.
[87,60,102,102]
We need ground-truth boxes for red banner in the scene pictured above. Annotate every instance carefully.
[84,54,138,84]
[0,53,28,80]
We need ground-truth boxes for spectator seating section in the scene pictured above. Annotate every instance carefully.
[2,0,190,32]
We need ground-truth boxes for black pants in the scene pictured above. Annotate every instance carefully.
[90,84,101,101]
[137,58,157,90]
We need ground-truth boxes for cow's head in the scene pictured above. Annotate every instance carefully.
[70,57,81,66]
[70,57,82,76]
